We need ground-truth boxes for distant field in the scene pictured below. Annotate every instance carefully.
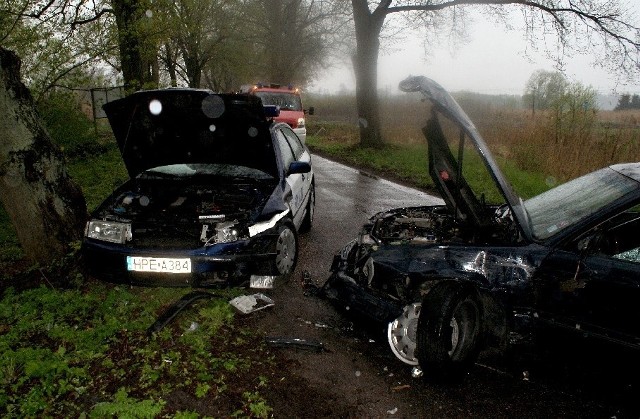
[306,93,640,187]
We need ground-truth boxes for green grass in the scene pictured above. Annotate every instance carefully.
[0,282,274,417]
[307,122,551,202]
[66,144,128,211]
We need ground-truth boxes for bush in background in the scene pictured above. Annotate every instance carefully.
[37,91,95,150]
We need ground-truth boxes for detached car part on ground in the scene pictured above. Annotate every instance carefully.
[324,75,640,381]
[83,90,315,288]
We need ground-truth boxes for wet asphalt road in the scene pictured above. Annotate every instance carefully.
[246,155,636,418]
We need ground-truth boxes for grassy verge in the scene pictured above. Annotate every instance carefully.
[0,283,275,417]
[306,121,550,202]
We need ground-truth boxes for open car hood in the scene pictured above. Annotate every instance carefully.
[103,90,277,179]
[399,75,531,240]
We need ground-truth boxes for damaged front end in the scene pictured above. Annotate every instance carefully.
[323,75,539,369]
[324,204,536,366]
[83,164,288,288]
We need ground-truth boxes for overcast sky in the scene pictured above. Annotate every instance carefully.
[309,4,640,97]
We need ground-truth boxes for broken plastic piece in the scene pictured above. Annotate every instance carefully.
[147,291,216,335]
[411,366,423,378]
[265,337,324,352]
[250,275,276,289]
[229,293,274,314]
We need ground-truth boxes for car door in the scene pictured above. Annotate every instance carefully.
[274,128,305,227]
[534,209,640,349]
[281,126,312,201]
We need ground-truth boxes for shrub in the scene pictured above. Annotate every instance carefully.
[37,91,95,154]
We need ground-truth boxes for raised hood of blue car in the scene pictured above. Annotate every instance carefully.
[103,90,278,179]
[399,75,532,240]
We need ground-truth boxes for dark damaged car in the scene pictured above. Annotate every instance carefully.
[83,90,314,289]
[324,75,640,381]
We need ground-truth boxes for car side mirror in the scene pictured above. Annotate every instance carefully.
[288,161,311,175]
[306,106,315,116]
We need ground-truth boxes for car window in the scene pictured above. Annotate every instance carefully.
[253,92,302,111]
[590,207,640,263]
[525,167,639,241]
[281,127,304,158]
[275,130,295,173]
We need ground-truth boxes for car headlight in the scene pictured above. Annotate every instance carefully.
[86,220,132,244]
[297,117,305,128]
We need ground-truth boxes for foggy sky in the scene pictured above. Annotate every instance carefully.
[310,5,640,96]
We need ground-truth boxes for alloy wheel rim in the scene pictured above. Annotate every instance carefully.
[276,227,296,274]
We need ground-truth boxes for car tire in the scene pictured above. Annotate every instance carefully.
[299,182,315,233]
[275,221,298,276]
[416,282,482,382]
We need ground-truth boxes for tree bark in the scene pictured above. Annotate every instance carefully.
[352,0,386,148]
[0,48,87,265]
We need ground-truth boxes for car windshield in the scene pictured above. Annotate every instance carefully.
[524,167,639,240]
[140,163,274,181]
[254,92,302,111]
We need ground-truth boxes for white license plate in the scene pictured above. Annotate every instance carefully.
[126,256,191,273]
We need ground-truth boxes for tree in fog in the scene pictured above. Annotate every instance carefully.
[243,0,349,86]
[156,0,242,88]
[615,93,640,110]
[349,1,640,147]
[523,70,569,114]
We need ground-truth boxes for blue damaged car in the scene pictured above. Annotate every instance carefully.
[324,75,640,382]
[82,90,314,289]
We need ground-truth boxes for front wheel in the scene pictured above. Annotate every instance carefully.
[416,282,482,382]
[274,222,298,276]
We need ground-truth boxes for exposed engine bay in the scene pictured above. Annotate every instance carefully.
[96,177,273,248]
[366,205,517,246]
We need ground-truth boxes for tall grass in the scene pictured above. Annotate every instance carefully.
[306,92,640,188]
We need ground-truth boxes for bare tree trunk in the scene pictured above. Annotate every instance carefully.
[111,0,158,93]
[164,44,178,87]
[0,48,87,265]
[352,0,385,148]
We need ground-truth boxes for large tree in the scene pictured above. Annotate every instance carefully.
[0,48,87,265]
[110,0,160,92]
[351,0,640,147]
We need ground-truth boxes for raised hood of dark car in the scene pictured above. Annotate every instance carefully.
[399,76,531,240]
[103,90,277,179]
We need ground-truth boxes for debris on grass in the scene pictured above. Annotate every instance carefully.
[229,293,275,314]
